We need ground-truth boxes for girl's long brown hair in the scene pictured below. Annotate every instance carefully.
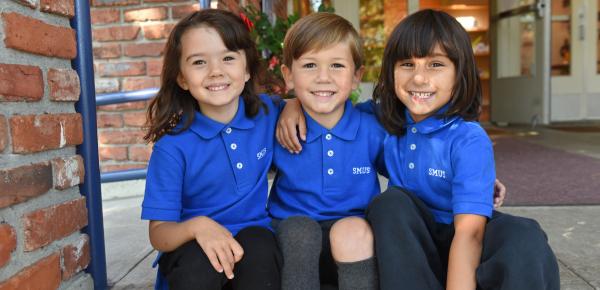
[144,9,265,143]
[373,9,482,136]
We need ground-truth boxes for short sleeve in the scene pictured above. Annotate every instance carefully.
[141,145,185,221]
[451,129,495,218]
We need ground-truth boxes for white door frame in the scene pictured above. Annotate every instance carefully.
[551,0,600,121]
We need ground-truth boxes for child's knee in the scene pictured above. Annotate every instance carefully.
[330,217,373,245]
[275,216,322,252]
[367,188,412,222]
[330,217,374,260]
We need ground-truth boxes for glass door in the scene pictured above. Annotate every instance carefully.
[491,0,551,125]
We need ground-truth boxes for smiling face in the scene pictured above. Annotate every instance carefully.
[394,45,456,123]
[282,42,363,128]
[177,26,250,123]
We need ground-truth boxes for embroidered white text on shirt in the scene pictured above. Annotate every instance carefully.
[428,168,446,179]
[353,167,371,175]
[256,148,267,160]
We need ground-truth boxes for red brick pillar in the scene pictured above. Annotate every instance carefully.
[0,0,92,288]
[91,0,200,172]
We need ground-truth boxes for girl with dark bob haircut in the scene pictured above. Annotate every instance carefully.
[374,8,481,136]
[368,9,559,290]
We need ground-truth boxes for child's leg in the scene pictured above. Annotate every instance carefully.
[230,226,282,290]
[158,240,227,290]
[318,219,339,286]
[329,216,378,290]
[275,216,323,290]
[366,187,447,290]
[476,211,560,290]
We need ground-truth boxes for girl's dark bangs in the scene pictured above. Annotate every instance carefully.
[404,26,435,58]
[393,16,455,61]
[220,24,250,52]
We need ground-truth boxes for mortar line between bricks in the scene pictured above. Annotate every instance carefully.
[558,257,596,289]
[108,248,155,289]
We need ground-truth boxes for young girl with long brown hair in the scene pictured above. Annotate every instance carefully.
[141,9,281,290]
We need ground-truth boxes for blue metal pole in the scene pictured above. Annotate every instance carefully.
[71,0,107,289]
[200,0,211,9]
[96,88,158,106]
[101,168,147,183]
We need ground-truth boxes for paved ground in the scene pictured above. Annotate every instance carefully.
[103,125,600,289]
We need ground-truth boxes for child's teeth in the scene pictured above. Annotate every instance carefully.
[412,92,433,98]
[207,85,228,91]
[314,91,333,97]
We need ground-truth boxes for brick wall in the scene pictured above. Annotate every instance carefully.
[91,0,200,172]
[0,0,93,288]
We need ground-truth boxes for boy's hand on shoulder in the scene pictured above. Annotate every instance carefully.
[185,216,244,280]
[276,98,306,154]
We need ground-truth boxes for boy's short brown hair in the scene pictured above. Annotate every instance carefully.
[283,12,363,70]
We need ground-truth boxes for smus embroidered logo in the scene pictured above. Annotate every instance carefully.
[353,167,371,175]
[428,168,446,179]
[256,148,267,160]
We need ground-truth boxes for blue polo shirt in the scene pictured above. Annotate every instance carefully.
[384,105,495,224]
[141,95,280,235]
[268,100,387,221]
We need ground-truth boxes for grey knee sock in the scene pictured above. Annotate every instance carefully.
[276,216,322,290]
[337,257,379,290]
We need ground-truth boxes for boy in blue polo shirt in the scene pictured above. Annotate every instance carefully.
[141,10,281,290]
[267,13,385,290]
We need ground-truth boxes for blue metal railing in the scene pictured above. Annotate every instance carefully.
[72,1,107,288]
[73,1,209,288]
[96,88,158,106]
[96,89,156,183]
[101,168,148,183]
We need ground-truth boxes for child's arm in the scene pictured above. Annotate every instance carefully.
[446,214,487,290]
[149,217,243,279]
[275,98,306,153]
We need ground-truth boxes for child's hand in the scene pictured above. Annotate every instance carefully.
[276,98,306,154]
[186,216,244,279]
[493,179,506,208]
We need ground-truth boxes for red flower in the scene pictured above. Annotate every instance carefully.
[239,13,254,32]
[268,56,280,71]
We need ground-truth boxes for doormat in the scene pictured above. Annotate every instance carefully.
[494,137,600,206]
